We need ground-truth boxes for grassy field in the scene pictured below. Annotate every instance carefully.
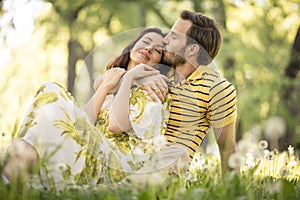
[1,139,299,200]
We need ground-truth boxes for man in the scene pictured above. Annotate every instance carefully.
[136,10,237,177]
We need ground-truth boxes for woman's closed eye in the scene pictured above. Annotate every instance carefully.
[142,39,162,54]
[155,48,162,54]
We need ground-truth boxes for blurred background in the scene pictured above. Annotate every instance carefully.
[0,0,299,153]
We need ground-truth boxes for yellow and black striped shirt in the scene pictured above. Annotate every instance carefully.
[165,65,237,164]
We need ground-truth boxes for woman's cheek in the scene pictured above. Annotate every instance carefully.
[153,54,162,63]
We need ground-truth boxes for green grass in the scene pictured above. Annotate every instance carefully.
[1,168,299,200]
[1,126,300,200]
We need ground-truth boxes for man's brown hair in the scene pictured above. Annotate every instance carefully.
[181,10,222,65]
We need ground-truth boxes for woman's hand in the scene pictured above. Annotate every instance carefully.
[130,64,169,102]
[95,68,126,94]
[124,64,160,81]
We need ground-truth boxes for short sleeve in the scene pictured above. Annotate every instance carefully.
[207,78,237,128]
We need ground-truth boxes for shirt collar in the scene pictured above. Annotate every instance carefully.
[167,65,217,85]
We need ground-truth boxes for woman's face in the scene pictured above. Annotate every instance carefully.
[128,32,164,70]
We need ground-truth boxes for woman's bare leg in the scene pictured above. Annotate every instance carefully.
[2,139,39,182]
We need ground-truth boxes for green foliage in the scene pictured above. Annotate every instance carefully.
[1,147,300,200]
[216,0,300,137]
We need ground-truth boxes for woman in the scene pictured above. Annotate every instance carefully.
[1,27,171,189]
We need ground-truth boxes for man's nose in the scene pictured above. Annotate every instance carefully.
[162,36,169,44]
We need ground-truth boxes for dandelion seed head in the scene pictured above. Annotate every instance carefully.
[258,140,268,150]
[264,116,286,140]
[237,140,253,155]
[228,153,244,169]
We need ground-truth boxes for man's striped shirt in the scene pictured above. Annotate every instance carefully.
[165,65,237,165]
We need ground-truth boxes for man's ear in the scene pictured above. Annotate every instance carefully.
[187,44,200,56]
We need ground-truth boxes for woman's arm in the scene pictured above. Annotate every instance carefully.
[83,85,110,123]
[108,64,160,133]
[84,68,126,123]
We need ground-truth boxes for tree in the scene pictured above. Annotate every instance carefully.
[42,0,174,96]
[279,26,300,150]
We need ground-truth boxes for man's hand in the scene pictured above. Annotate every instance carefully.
[134,73,169,102]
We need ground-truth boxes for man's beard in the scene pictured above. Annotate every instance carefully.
[163,47,186,67]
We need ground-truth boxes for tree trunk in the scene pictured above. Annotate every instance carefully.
[279,26,300,151]
[285,26,300,78]
[213,0,227,29]
[140,6,146,27]
[65,7,84,94]
[193,0,204,13]
[150,6,172,27]
[67,39,77,94]
[85,51,94,98]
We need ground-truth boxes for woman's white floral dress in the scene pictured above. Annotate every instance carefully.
[20,81,171,189]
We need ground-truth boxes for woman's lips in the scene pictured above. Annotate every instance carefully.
[138,50,150,60]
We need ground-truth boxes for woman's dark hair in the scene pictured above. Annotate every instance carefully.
[106,27,166,70]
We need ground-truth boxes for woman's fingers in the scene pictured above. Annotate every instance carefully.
[97,68,126,93]
[137,64,160,77]
[93,75,103,91]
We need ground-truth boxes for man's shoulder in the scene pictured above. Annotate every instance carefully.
[195,65,233,88]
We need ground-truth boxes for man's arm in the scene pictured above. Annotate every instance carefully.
[213,121,237,177]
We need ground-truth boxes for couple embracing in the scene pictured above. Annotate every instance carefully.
[2,10,237,189]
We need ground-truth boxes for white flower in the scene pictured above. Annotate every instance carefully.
[263,149,270,155]
[258,140,268,150]
[264,116,286,140]
[288,145,294,156]
[228,152,244,169]
[237,140,253,155]
[265,151,275,160]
